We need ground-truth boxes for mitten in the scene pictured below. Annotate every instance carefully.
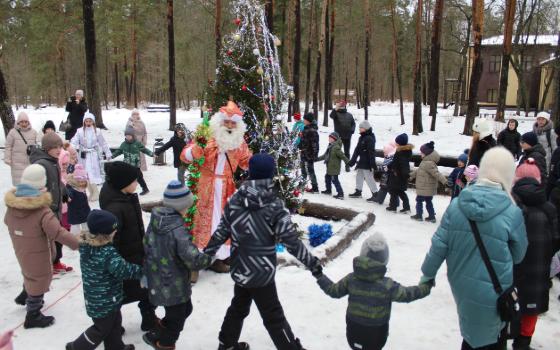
[310,259,323,278]
[419,275,435,287]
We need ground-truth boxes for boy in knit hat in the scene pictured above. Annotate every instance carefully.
[205,153,320,350]
[66,210,143,350]
[448,150,469,199]
[410,141,448,223]
[348,120,378,201]
[520,131,547,185]
[142,180,213,350]
[314,232,433,350]
[112,125,154,195]
[5,164,79,328]
[387,133,413,213]
[316,131,349,199]
[299,113,320,192]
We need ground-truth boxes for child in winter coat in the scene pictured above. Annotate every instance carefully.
[410,142,448,223]
[204,154,320,350]
[374,143,396,205]
[291,113,305,146]
[66,210,143,350]
[154,123,190,184]
[497,119,521,159]
[348,120,378,202]
[315,232,433,350]
[316,132,349,199]
[142,180,212,349]
[448,151,468,199]
[300,113,320,192]
[112,125,154,195]
[66,164,91,234]
[387,133,413,213]
[63,141,79,174]
[5,164,79,329]
[512,160,560,350]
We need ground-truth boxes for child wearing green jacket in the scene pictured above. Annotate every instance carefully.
[112,125,154,195]
[316,132,349,199]
[66,210,143,350]
[314,232,433,350]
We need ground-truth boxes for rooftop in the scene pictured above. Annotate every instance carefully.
[481,34,558,46]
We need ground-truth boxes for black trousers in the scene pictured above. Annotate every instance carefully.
[220,282,299,350]
[389,189,410,210]
[300,160,318,188]
[65,127,77,141]
[158,301,193,347]
[53,241,63,264]
[461,329,507,350]
[137,168,148,191]
[341,138,352,159]
[346,319,389,350]
[69,310,124,350]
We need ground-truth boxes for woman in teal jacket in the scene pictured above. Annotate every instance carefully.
[421,147,528,350]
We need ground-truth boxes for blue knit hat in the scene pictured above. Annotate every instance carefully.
[458,150,468,164]
[420,141,435,156]
[87,210,119,236]
[249,153,275,180]
[395,133,408,146]
[14,183,42,197]
[163,180,194,213]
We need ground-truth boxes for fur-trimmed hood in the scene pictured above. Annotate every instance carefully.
[5,189,52,211]
[396,144,414,152]
[79,231,113,247]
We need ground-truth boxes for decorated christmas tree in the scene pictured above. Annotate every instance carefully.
[208,0,304,211]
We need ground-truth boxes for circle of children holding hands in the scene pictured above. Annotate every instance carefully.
[4,101,560,350]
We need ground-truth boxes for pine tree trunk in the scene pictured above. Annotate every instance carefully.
[363,0,371,120]
[412,0,424,135]
[304,0,315,114]
[496,0,516,122]
[463,0,484,136]
[168,0,177,130]
[132,28,138,108]
[0,65,15,137]
[324,0,335,126]
[322,0,331,127]
[344,68,349,102]
[266,0,274,32]
[114,47,120,109]
[124,54,131,103]
[390,0,404,125]
[313,0,328,120]
[455,18,471,117]
[553,32,560,125]
[429,0,444,131]
[82,0,104,128]
[215,0,222,66]
[292,0,302,114]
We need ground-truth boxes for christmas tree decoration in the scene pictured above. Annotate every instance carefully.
[273,36,282,47]
[208,0,305,210]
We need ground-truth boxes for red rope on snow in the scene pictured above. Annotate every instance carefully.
[11,281,82,333]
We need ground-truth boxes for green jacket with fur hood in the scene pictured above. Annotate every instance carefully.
[317,138,349,175]
[317,256,431,327]
[79,232,143,318]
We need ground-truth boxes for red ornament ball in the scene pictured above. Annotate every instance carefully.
[293,190,301,197]
[234,18,242,26]
[242,85,247,91]
[270,95,275,101]
[226,50,233,56]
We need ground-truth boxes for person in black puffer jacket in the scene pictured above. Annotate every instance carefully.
[155,123,189,184]
[329,101,356,159]
[387,133,413,213]
[348,120,378,201]
[512,162,560,350]
[468,118,496,166]
[497,119,521,159]
[299,113,320,192]
[64,89,88,141]
[546,128,560,198]
[99,161,158,332]
[519,132,548,186]
[205,154,319,350]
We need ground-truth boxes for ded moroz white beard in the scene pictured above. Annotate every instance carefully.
[210,116,247,151]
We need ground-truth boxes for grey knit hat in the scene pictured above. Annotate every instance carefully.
[163,180,194,213]
[125,124,136,138]
[360,232,389,265]
[359,120,371,130]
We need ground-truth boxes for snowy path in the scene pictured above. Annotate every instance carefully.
[0,105,558,349]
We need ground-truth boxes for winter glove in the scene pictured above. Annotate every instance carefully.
[345,164,351,173]
[419,275,435,287]
[347,161,356,168]
[62,194,69,203]
[310,259,323,278]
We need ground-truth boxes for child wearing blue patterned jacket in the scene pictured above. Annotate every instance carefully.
[66,210,143,350]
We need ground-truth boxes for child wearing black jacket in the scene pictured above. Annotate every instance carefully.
[386,133,413,213]
[154,123,190,184]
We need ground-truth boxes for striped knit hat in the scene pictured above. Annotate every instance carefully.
[163,180,194,213]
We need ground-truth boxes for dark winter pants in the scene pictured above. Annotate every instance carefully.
[26,294,44,313]
[346,319,389,350]
[219,282,300,350]
[415,196,435,217]
[53,241,63,264]
[461,328,507,350]
[341,138,352,159]
[177,165,187,185]
[157,301,193,347]
[69,310,125,350]
[389,190,410,210]
[137,168,148,191]
[325,175,343,194]
[375,186,389,204]
[65,127,77,141]
[301,160,318,188]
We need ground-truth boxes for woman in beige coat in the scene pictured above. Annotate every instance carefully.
[5,164,79,329]
[128,109,148,171]
[4,112,41,185]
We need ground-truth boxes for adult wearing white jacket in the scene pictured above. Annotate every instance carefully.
[4,112,41,185]
[71,112,112,200]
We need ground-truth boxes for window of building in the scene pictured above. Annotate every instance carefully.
[522,56,533,71]
[487,89,498,103]
[489,55,501,73]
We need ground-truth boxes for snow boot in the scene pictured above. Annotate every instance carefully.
[366,192,378,202]
[140,189,150,196]
[218,342,250,350]
[14,288,27,306]
[349,190,362,198]
[425,216,437,223]
[385,206,397,212]
[399,208,411,214]
[512,336,535,350]
[410,214,423,221]
[140,307,159,332]
[53,261,73,273]
[333,193,344,200]
[24,311,55,329]
[321,190,332,195]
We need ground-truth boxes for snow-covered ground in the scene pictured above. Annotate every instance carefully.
[1,103,558,349]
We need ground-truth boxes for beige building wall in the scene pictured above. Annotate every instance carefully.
[539,65,555,110]
[505,64,519,106]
